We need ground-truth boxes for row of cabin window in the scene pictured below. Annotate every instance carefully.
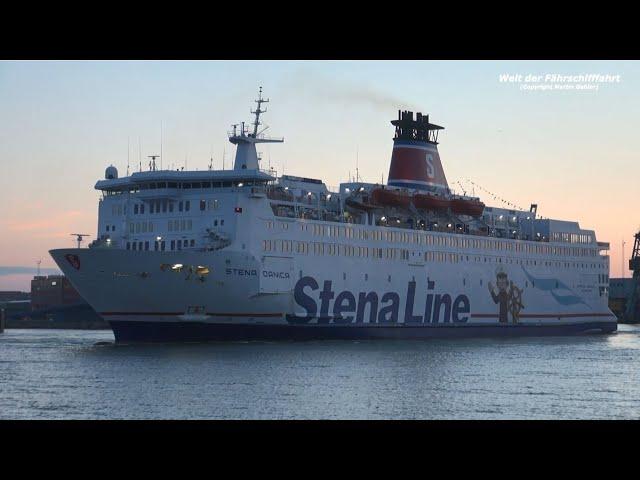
[135,200,189,215]
[130,199,220,215]
[267,221,598,258]
[168,219,193,232]
[129,222,154,234]
[550,231,595,245]
[264,240,410,261]
[126,239,196,251]
[293,271,603,295]
[134,180,254,191]
[128,218,208,233]
[261,239,606,270]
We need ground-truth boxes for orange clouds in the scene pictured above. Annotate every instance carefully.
[7,210,83,232]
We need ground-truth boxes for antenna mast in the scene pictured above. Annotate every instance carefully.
[70,234,90,249]
[251,86,269,138]
[228,88,283,171]
[148,155,159,171]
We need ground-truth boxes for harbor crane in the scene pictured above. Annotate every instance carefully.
[623,230,640,323]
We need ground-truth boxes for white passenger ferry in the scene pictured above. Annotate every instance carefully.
[50,89,616,342]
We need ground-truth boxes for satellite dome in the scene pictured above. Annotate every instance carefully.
[105,165,118,180]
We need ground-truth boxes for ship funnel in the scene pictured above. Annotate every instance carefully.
[387,110,448,192]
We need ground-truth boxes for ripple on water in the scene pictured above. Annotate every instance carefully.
[1,327,640,419]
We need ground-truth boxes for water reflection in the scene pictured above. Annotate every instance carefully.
[1,326,639,419]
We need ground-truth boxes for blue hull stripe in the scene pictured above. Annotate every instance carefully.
[109,321,617,343]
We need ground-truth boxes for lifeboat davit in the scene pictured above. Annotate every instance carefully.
[371,188,411,208]
[450,197,485,217]
[345,196,378,212]
[413,193,451,211]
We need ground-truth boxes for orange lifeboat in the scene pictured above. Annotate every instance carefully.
[371,188,411,208]
[450,197,485,217]
[413,193,451,211]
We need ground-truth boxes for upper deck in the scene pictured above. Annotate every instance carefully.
[89,89,606,260]
[96,168,274,196]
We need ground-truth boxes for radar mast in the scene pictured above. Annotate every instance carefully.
[228,87,284,171]
[251,86,268,138]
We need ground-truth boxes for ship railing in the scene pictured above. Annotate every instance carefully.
[89,237,118,249]
[266,187,295,202]
[202,231,232,251]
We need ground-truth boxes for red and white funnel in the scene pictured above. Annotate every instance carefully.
[387,110,449,193]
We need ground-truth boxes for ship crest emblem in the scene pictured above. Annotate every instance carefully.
[65,254,81,270]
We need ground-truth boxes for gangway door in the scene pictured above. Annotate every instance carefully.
[259,256,294,294]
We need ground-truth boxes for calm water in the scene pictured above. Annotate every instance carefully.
[1,326,639,419]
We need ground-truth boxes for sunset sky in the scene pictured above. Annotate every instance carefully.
[0,60,638,291]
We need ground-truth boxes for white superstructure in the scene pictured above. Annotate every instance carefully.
[50,89,616,342]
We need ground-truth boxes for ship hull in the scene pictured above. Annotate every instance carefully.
[51,224,618,344]
[109,319,616,343]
